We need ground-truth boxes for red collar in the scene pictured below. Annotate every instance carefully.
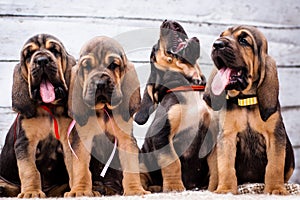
[40,105,60,140]
[167,85,205,93]
[13,105,60,144]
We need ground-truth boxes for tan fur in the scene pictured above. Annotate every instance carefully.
[1,34,76,198]
[66,36,149,197]
[207,26,293,195]
[160,158,184,192]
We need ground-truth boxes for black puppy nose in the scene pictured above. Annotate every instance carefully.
[36,56,49,66]
[95,79,108,89]
[213,40,225,49]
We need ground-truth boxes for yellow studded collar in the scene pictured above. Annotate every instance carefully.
[226,95,258,107]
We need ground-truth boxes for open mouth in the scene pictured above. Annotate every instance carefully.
[211,65,247,95]
[39,76,56,103]
[160,20,188,55]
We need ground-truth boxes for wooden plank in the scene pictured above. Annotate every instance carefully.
[0,62,15,106]
[1,0,299,48]
[1,0,299,26]
[0,17,300,66]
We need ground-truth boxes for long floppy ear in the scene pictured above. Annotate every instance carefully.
[12,63,37,118]
[134,44,160,125]
[181,37,200,65]
[68,65,92,126]
[64,53,76,89]
[118,61,141,122]
[257,55,279,121]
[203,68,226,111]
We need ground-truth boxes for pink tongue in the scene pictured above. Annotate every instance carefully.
[40,79,55,103]
[211,68,232,95]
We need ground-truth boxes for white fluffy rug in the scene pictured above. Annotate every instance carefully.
[45,190,300,200]
[4,183,299,200]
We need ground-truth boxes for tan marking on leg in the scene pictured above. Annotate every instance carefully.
[214,109,246,194]
[58,117,75,188]
[264,134,288,195]
[159,155,184,192]
[64,116,101,197]
[107,116,150,195]
[248,109,288,195]
[207,147,218,192]
[215,131,238,194]
[157,104,184,192]
[17,118,52,198]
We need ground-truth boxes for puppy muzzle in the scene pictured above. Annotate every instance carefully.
[83,73,122,109]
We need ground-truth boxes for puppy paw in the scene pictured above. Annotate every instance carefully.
[264,185,288,195]
[64,190,100,197]
[17,190,46,198]
[215,186,238,195]
[123,188,151,196]
[163,182,185,192]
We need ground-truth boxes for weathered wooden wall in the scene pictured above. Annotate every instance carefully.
[0,0,299,183]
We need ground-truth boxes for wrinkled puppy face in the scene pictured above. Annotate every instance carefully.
[21,34,70,104]
[155,20,204,84]
[210,25,267,96]
[77,37,126,110]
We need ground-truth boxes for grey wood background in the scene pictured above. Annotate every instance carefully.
[0,0,299,183]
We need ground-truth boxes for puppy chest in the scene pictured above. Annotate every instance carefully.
[169,93,207,132]
[222,106,275,135]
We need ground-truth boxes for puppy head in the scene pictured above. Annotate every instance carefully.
[69,36,141,125]
[210,25,268,96]
[12,34,75,117]
[77,37,126,110]
[134,20,206,125]
[20,34,75,104]
[155,20,204,83]
[207,25,279,120]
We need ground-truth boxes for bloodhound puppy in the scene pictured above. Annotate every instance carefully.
[203,25,295,194]
[135,20,216,192]
[0,34,76,197]
[67,36,149,196]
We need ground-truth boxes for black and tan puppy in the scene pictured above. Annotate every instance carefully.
[67,36,149,196]
[203,25,295,194]
[135,20,216,192]
[0,34,76,197]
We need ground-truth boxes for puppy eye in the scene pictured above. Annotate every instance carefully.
[49,47,60,57]
[239,37,250,46]
[107,62,119,71]
[24,50,34,61]
[82,62,92,72]
[84,64,92,71]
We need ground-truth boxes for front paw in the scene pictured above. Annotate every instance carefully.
[17,190,46,198]
[123,187,151,196]
[163,182,185,192]
[215,185,238,195]
[64,190,100,197]
[264,185,288,195]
